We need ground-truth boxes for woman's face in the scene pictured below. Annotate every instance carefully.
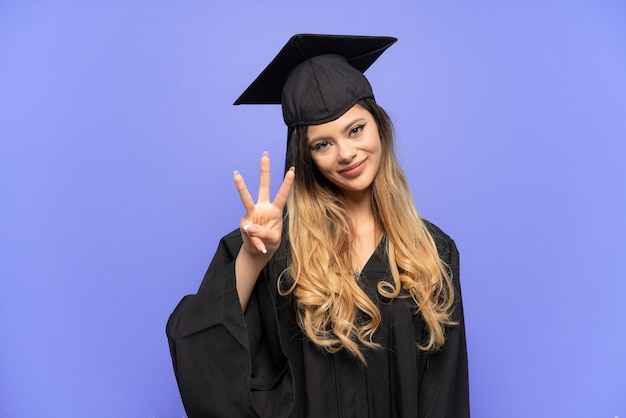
[306,104,382,198]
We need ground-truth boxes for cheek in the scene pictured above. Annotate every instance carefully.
[372,143,384,170]
[310,154,331,173]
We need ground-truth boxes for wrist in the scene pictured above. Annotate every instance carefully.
[237,244,273,265]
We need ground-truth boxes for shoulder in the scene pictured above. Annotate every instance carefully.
[422,219,454,246]
[421,218,458,262]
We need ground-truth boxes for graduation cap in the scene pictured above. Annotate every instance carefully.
[234,34,397,129]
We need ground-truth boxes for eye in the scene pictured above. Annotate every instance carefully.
[349,124,365,137]
[312,141,331,152]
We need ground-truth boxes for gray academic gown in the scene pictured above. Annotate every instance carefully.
[166,221,470,418]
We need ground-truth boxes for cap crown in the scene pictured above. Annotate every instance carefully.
[234,34,397,128]
[282,54,374,127]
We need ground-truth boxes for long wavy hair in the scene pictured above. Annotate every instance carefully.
[281,98,455,363]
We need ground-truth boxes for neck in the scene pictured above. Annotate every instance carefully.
[343,189,381,272]
[343,188,373,220]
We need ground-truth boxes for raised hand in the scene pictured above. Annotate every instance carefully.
[234,151,295,257]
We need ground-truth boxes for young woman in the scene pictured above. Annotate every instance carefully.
[167,34,469,418]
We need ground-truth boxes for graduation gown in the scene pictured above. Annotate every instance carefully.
[166,221,469,418]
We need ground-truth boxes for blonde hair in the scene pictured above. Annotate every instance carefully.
[281,99,455,363]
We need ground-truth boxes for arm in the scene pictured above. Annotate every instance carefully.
[166,231,260,417]
[235,243,273,310]
[166,230,294,418]
[166,153,295,417]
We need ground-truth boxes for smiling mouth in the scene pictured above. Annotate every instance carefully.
[339,159,365,174]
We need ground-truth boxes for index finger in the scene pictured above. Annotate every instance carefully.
[234,170,256,214]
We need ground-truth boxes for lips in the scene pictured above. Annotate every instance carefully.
[339,159,366,178]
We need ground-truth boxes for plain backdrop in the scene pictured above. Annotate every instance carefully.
[1,1,625,417]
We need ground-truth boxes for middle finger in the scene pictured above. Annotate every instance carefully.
[258,151,271,203]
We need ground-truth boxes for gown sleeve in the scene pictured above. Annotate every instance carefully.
[165,230,294,418]
[418,227,471,418]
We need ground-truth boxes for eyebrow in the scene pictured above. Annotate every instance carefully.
[307,117,367,145]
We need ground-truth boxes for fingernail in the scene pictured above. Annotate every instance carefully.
[258,243,267,254]
[244,224,260,235]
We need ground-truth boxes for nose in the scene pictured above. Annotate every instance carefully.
[336,140,357,163]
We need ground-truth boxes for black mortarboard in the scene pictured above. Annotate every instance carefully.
[234,34,397,128]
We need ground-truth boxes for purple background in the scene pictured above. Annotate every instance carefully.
[1,1,625,417]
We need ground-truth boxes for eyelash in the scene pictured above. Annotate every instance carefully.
[313,141,331,152]
[350,125,365,136]
[311,123,366,152]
